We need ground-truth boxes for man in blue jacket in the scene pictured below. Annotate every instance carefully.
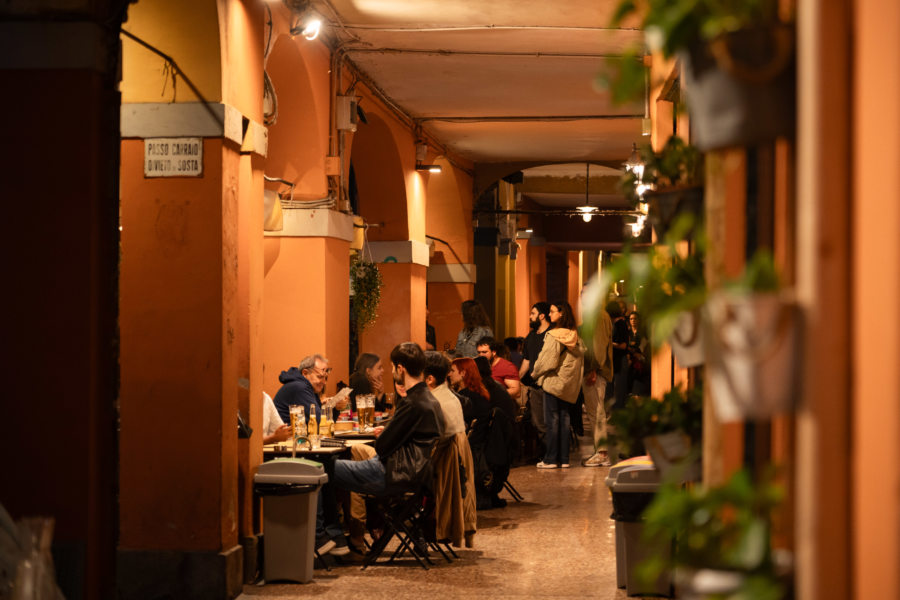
[272,354,329,424]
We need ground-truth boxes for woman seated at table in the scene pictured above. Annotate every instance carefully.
[349,352,391,413]
[448,357,491,446]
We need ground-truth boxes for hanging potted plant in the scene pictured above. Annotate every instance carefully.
[610,0,795,151]
[640,386,703,480]
[607,386,704,477]
[638,469,789,599]
[349,255,382,332]
[624,137,704,242]
[702,250,801,422]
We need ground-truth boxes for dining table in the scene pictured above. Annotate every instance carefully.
[263,437,374,461]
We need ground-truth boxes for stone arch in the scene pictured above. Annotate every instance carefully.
[349,112,409,241]
[264,35,328,198]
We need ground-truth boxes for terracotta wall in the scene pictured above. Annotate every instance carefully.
[262,236,351,394]
[259,20,349,390]
[425,157,475,350]
[121,0,222,103]
[119,139,239,551]
[264,33,331,199]
[853,0,900,597]
[360,264,428,367]
[567,251,581,311]
[236,153,265,540]
[514,238,533,337]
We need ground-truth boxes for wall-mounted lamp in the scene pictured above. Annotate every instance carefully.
[414,141,441,173]
[299,15,321,40]
[286,1,323,40]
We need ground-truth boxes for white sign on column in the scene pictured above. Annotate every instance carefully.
[144,137,203,177]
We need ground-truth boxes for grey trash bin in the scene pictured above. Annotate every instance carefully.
[604,457,654,590]
[254,458,328,583]
[606,461,672,597]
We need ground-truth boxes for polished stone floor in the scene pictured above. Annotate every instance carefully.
[241,434,635,599]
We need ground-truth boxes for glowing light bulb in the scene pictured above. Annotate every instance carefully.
[582,213,593,223]
[302,17,321,40]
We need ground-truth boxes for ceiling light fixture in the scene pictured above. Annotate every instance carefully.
[623,143,644,180]
[415,164,442,173]
[576,162,598,222]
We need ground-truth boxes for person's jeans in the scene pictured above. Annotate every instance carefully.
[529,386,546,433]
[542,391,571,465]
[333,456,387,496]
[316,486,343,541]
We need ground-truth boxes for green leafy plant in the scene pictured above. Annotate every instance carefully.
[723,248,780,294]
[350,257,382,331]
[597,0,789,105]
[638,468,786,599]
[612,0,783,59]
[594,214,706,350]
[606,385,703,458]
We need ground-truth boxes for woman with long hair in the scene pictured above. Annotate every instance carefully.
[349,352,390,412]
[531,300,586,469]
[455,300,494,358]
[449,357,491,435]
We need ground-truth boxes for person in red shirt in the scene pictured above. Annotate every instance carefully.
[476,336,522,403]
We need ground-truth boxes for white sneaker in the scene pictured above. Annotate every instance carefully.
[560,463,571,468]
[536,461,558,469]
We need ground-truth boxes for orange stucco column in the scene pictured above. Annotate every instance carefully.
[236,153,265,577]
[262,224,352,394]
[527,238,548,305]
[361,262,428,367]
[853,0,900,598]
[118,138,242,596]
[514,237,533,337]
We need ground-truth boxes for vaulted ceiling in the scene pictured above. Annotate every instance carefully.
[313,0,649,246]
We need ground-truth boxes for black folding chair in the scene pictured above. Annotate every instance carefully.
[503,479,524,502]
[360,487,433,570]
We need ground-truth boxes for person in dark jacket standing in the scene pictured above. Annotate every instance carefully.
[519,301,551,433]
[333,342,445,495]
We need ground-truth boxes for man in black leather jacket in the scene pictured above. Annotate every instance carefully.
[333,342,445,495]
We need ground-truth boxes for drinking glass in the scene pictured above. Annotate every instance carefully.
[365,394,375,429]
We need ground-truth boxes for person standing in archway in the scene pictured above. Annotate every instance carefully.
[531,301,585,469]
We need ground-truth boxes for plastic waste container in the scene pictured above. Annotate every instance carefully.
[606,462,671,597]
[604,456,654,589]
[254,458,328,583]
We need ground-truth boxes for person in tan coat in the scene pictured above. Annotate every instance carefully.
[531,301,585,469]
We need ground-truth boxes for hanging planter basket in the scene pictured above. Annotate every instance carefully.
[646,185,705,241]
[703,291,801,422]
[669,308,705,368]
[681,25,796,151]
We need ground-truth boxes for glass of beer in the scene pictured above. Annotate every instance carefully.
[356,395,367,429]
[365,394,375,430]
